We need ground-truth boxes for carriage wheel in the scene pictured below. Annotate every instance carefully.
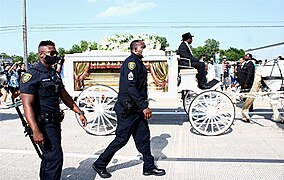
[183,90,197,114]
[188,90,235,136]
[76,84,118,136]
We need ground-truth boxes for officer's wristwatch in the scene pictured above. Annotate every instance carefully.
[78,111,85,116]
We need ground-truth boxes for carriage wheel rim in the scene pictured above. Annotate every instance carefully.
[76,84,117,135]
[188,90,235,136]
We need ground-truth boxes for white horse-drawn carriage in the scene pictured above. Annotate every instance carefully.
[74,55,284,136]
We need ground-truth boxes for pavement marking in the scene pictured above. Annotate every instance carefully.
[1,149,284,164]
[160,157,284,164]
[0,149,141,160]
[152,111,284,115]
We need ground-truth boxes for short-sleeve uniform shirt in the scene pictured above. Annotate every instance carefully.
[20,61,64,114]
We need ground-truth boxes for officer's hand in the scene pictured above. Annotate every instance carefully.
[79,115,87,127]
[143,108,152,120]
[33,130,44,145]
[244,84,248,88]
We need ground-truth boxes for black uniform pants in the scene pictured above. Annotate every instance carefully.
[191,61,207,86]
[39,122,63,180]
[95,112,155,171]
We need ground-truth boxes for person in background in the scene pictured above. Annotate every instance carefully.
[8,63,20,104]
[200,54,206,62]
[206,58,215,82]
[17,63,27,82]
[235,57,245,86]
[222,58,230,90]
[238,53,255,122]
[0,64,11,108]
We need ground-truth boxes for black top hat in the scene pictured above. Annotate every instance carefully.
[182,32,194,41]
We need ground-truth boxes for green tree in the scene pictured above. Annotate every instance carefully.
[153,36,169,50]
[28,52,38,63]
[58,47,66,57]
[88,41,98,51]
[67,44,82,54]
[204,39,220,59]
[0,52,11,58]
[223,47,245,62]
[80,40,89,52]
[64,40,98,54]
[11,55,23,63]
[193,46,207,60]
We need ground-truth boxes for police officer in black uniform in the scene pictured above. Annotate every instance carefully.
[92,40,166,178]
[20,40,87,180]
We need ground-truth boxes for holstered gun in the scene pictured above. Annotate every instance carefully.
[121,100,135,119]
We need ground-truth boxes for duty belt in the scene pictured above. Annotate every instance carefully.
[38,111,64,124]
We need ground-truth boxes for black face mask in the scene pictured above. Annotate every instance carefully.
[45,55,60,65]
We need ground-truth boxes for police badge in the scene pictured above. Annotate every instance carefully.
[128,62,136,70]
[22,73,32,83]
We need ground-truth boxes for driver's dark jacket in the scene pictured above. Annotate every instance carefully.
[20,61,64,116]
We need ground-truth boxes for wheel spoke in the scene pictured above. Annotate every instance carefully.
[102,113,115,128]
[75,85,118,135]
[214,115,228,126]
[90,114,99,128]
[105,97,116,105]
[100,114,108,132]
[188,90,235,136]
[204,117,211,132]
[193,100,208,112]
[212,117,221,132]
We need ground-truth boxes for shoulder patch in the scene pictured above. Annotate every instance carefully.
[128,62,136,70]
[128,72,134,80]
[22,73,32,83]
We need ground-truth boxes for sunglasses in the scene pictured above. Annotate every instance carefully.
[42,51,58,56]
[50,51,58,56]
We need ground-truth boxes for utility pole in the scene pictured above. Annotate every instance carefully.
[23,0,28,68]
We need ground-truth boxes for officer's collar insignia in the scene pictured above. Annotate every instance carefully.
[22,73,32,83]
[128,62,136,70]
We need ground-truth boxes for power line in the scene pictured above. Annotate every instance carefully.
[1,20,284,29]
[1,23,284,35]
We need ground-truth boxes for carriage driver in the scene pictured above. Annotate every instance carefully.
[177,32,212,89]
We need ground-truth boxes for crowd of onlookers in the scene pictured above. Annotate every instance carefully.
[205,54,283,123]
[206,54,265,93]
[0,62,27,108]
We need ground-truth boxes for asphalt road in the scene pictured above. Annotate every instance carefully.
[0,96,283,180]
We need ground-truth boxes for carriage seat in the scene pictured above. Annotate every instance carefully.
[177,56,193,69]
[177,56,195,86]
[178,68,198,92]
